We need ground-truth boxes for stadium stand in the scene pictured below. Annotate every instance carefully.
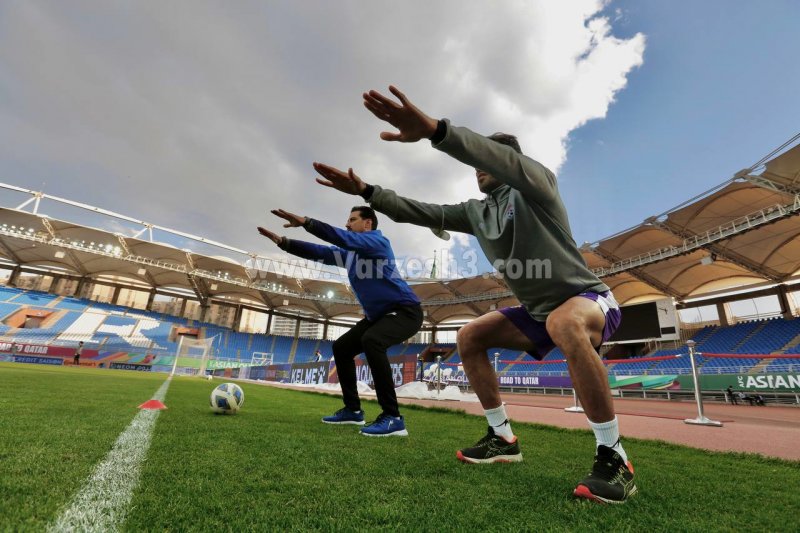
[2,282,800,379]
[271,336,295,363]
[0,286,346,363]
[294,337,320,362]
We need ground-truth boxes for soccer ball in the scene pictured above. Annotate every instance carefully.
[210,383,244,414]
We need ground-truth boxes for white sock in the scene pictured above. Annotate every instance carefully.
[588,417,627,463]
[484,405,514,442]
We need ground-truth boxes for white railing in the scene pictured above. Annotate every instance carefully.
[592,195,800,277]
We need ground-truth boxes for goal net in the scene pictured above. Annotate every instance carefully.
[251,352,274,366]
[170,336,215,377]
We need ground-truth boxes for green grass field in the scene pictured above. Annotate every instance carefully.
[1,362,797,531]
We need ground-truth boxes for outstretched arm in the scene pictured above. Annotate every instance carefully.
[270,209,307,229]
[302,218,387,256]
[313,162,473,236]
[364,86,557,204]
[256,225,343,267]
[362,85,438,143]
[313,163,367,195]
[266,208,386,256]
[432,122,558,204]
[257,226,284,246]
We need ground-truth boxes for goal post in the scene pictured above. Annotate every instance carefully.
[170,335,215,377]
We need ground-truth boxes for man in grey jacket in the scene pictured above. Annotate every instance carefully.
[313,86,636,504]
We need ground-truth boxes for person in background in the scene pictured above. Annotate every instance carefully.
[737,391,749,405]
[726,385,736,405]
[73,341,84,366]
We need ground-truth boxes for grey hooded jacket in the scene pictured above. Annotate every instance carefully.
[366,119,608,321]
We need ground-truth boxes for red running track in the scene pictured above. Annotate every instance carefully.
[398,393,800,461]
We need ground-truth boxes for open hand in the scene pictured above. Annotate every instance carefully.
[362,85,438,143]
[257,226,282,245]
[270,209,306,228]
[313,162,366,195]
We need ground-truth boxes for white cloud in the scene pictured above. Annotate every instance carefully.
[0,0,644,275]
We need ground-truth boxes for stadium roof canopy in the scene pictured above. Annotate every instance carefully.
[1,136,798,324]
[581,139,800,306]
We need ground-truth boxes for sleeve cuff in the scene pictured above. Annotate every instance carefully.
[360,184,375,201]
[430,119,446,144]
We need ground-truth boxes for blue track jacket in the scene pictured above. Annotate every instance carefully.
[279,218,420,321]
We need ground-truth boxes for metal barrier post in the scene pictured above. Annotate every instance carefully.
[435,355,442,397]
[564,389,584,413]
[684,340,723,427]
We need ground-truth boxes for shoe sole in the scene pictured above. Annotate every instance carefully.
[573,483,638,504]
[456,450,523,464]
[321,419,365,425]
[360,429,408,437]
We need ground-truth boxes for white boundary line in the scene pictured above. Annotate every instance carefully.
[49,377,172,533]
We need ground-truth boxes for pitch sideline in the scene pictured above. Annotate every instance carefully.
[48,377,172,533]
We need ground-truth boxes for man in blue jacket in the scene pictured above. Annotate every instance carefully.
[258,206,422,437]
[311,86,636,503]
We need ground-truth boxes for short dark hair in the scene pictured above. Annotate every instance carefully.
[488,132,523,154]
[351,206,378,230]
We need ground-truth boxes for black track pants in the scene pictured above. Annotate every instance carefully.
[332,305,423,417]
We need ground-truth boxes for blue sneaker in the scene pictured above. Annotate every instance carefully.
[360,413,408,437]
[322,407,365,425]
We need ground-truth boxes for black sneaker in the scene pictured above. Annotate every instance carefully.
[573,445,637,504]
[456,426,523,464]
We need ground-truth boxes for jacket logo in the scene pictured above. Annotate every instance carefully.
[505,204,514,219]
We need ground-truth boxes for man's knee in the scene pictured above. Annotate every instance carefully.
[332,338,350,357]
[361,331,388,354]
[546,312,587,351]
[456,322,489,354]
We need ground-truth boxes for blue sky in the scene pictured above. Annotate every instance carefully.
[559,0,800,243]
[0,0,797,285]
[457,0,800,277]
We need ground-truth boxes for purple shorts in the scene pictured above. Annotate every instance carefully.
[498,291,621,360]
